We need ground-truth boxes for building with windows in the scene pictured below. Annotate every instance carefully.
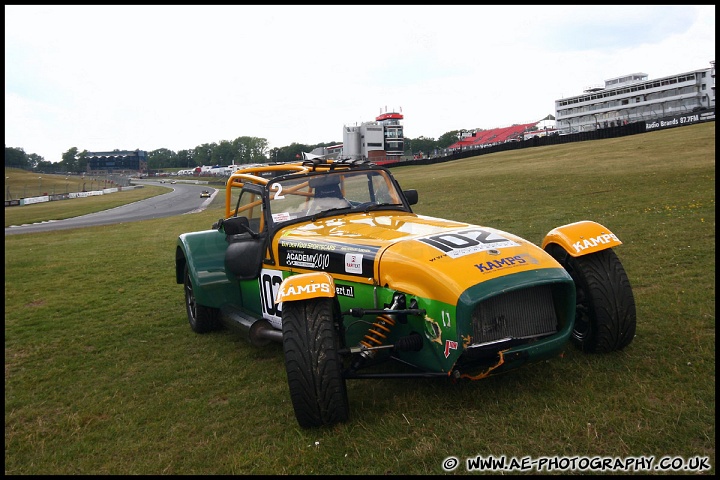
[86,149,148,174]
[555,60,715,133]
[310,109,405,162]
[341,110,405,161]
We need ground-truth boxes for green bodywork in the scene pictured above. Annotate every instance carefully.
[176,229,240,308]
[176,228,575,376]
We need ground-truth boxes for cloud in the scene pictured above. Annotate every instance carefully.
[4,5,715,163]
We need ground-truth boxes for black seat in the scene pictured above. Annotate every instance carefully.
[224,233,266,280]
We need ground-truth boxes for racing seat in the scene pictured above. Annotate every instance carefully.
[222,216,266,280]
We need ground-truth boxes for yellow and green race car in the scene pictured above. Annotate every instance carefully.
[175,158,636,429]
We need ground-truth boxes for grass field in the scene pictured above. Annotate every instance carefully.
[4,122,715,474]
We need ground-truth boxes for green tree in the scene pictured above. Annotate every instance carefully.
[437,130,462,148]
[77,150,89,173]
[277,143,311,163]
[147,148,175,171]
[268,147,281,163]
[405,136,438,157]
[196,143,216,166]
[5,146,29,169]
[34,158,60,173]
[231,136,269,164]
[60,147,80,172]
[215,140,235,165]
[177,149,196,169]
[247,136,269,164]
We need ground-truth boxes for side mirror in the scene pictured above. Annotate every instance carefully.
[403,189,418,206]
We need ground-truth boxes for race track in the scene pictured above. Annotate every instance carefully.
[4,181,218,236]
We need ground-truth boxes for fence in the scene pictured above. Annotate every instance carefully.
[389,108,714,168]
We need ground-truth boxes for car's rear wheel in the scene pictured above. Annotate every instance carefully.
[281,297,349,428]
[183,265,219,333]
[546,245,636,353]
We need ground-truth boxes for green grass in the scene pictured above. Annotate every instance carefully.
[4,168,119,200]
[4,123,715,474]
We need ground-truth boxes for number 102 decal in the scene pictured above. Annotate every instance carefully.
[418,228,519,258]
[259,268,284,329]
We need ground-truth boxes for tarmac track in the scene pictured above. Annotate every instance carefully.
[4,181,218,236]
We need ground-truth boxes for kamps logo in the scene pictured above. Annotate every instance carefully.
[573,233,619,253]
[475,254,537,273]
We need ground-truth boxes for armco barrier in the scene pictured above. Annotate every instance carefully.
[5,185,143,208]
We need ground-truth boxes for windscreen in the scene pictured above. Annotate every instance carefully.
[267,169,404,226]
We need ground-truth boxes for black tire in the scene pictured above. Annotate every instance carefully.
[281,297,349,428]
[546,245,636,353]
[183,265,219,333]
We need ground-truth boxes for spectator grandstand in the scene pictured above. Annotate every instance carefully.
[447,122,539,151]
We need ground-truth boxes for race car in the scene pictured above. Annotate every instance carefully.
[175,158,636,428]
[200,190,211,198]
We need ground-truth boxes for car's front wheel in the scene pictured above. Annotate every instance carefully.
[183,265,219,333]
[281,297,349,428]
[546,245,636,353]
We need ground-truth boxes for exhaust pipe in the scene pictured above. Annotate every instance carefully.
[220,305,283,347]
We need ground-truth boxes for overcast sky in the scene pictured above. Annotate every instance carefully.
[5,5,715,163]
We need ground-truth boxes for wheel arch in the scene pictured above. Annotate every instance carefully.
[542,220,623,257]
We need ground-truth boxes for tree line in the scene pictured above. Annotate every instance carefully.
[5,130,463,174]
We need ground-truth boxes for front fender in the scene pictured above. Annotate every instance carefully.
[541,220,622,257]
[176,229,239,308]
[275,272,335,304]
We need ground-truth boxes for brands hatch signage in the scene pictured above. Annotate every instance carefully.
[645,108,715,131]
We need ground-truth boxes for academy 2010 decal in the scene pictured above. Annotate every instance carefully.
[278,239,379,277]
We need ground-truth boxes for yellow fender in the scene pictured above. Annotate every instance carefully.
[275,272,335,304]
[541,220,622,257]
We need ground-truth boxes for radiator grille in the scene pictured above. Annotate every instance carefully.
[471,285,558,345]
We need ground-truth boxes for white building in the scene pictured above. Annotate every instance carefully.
[555,61,715,133]
[310,109,406,162]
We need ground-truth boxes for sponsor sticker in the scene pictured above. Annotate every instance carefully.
[572,233,619,253]
[285,251,331,269]
[345,253,363,274]
[279,282,333,296]
[278,240,379,277]
[444,339,458,358]
[474,254,538,273]
[272,212,294,222]
[418,228,520,258]
[335,284,355,297]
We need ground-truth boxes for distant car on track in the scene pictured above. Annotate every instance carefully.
[200,190,211,198]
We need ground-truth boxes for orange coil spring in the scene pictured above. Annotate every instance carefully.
[359,314,396,349]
